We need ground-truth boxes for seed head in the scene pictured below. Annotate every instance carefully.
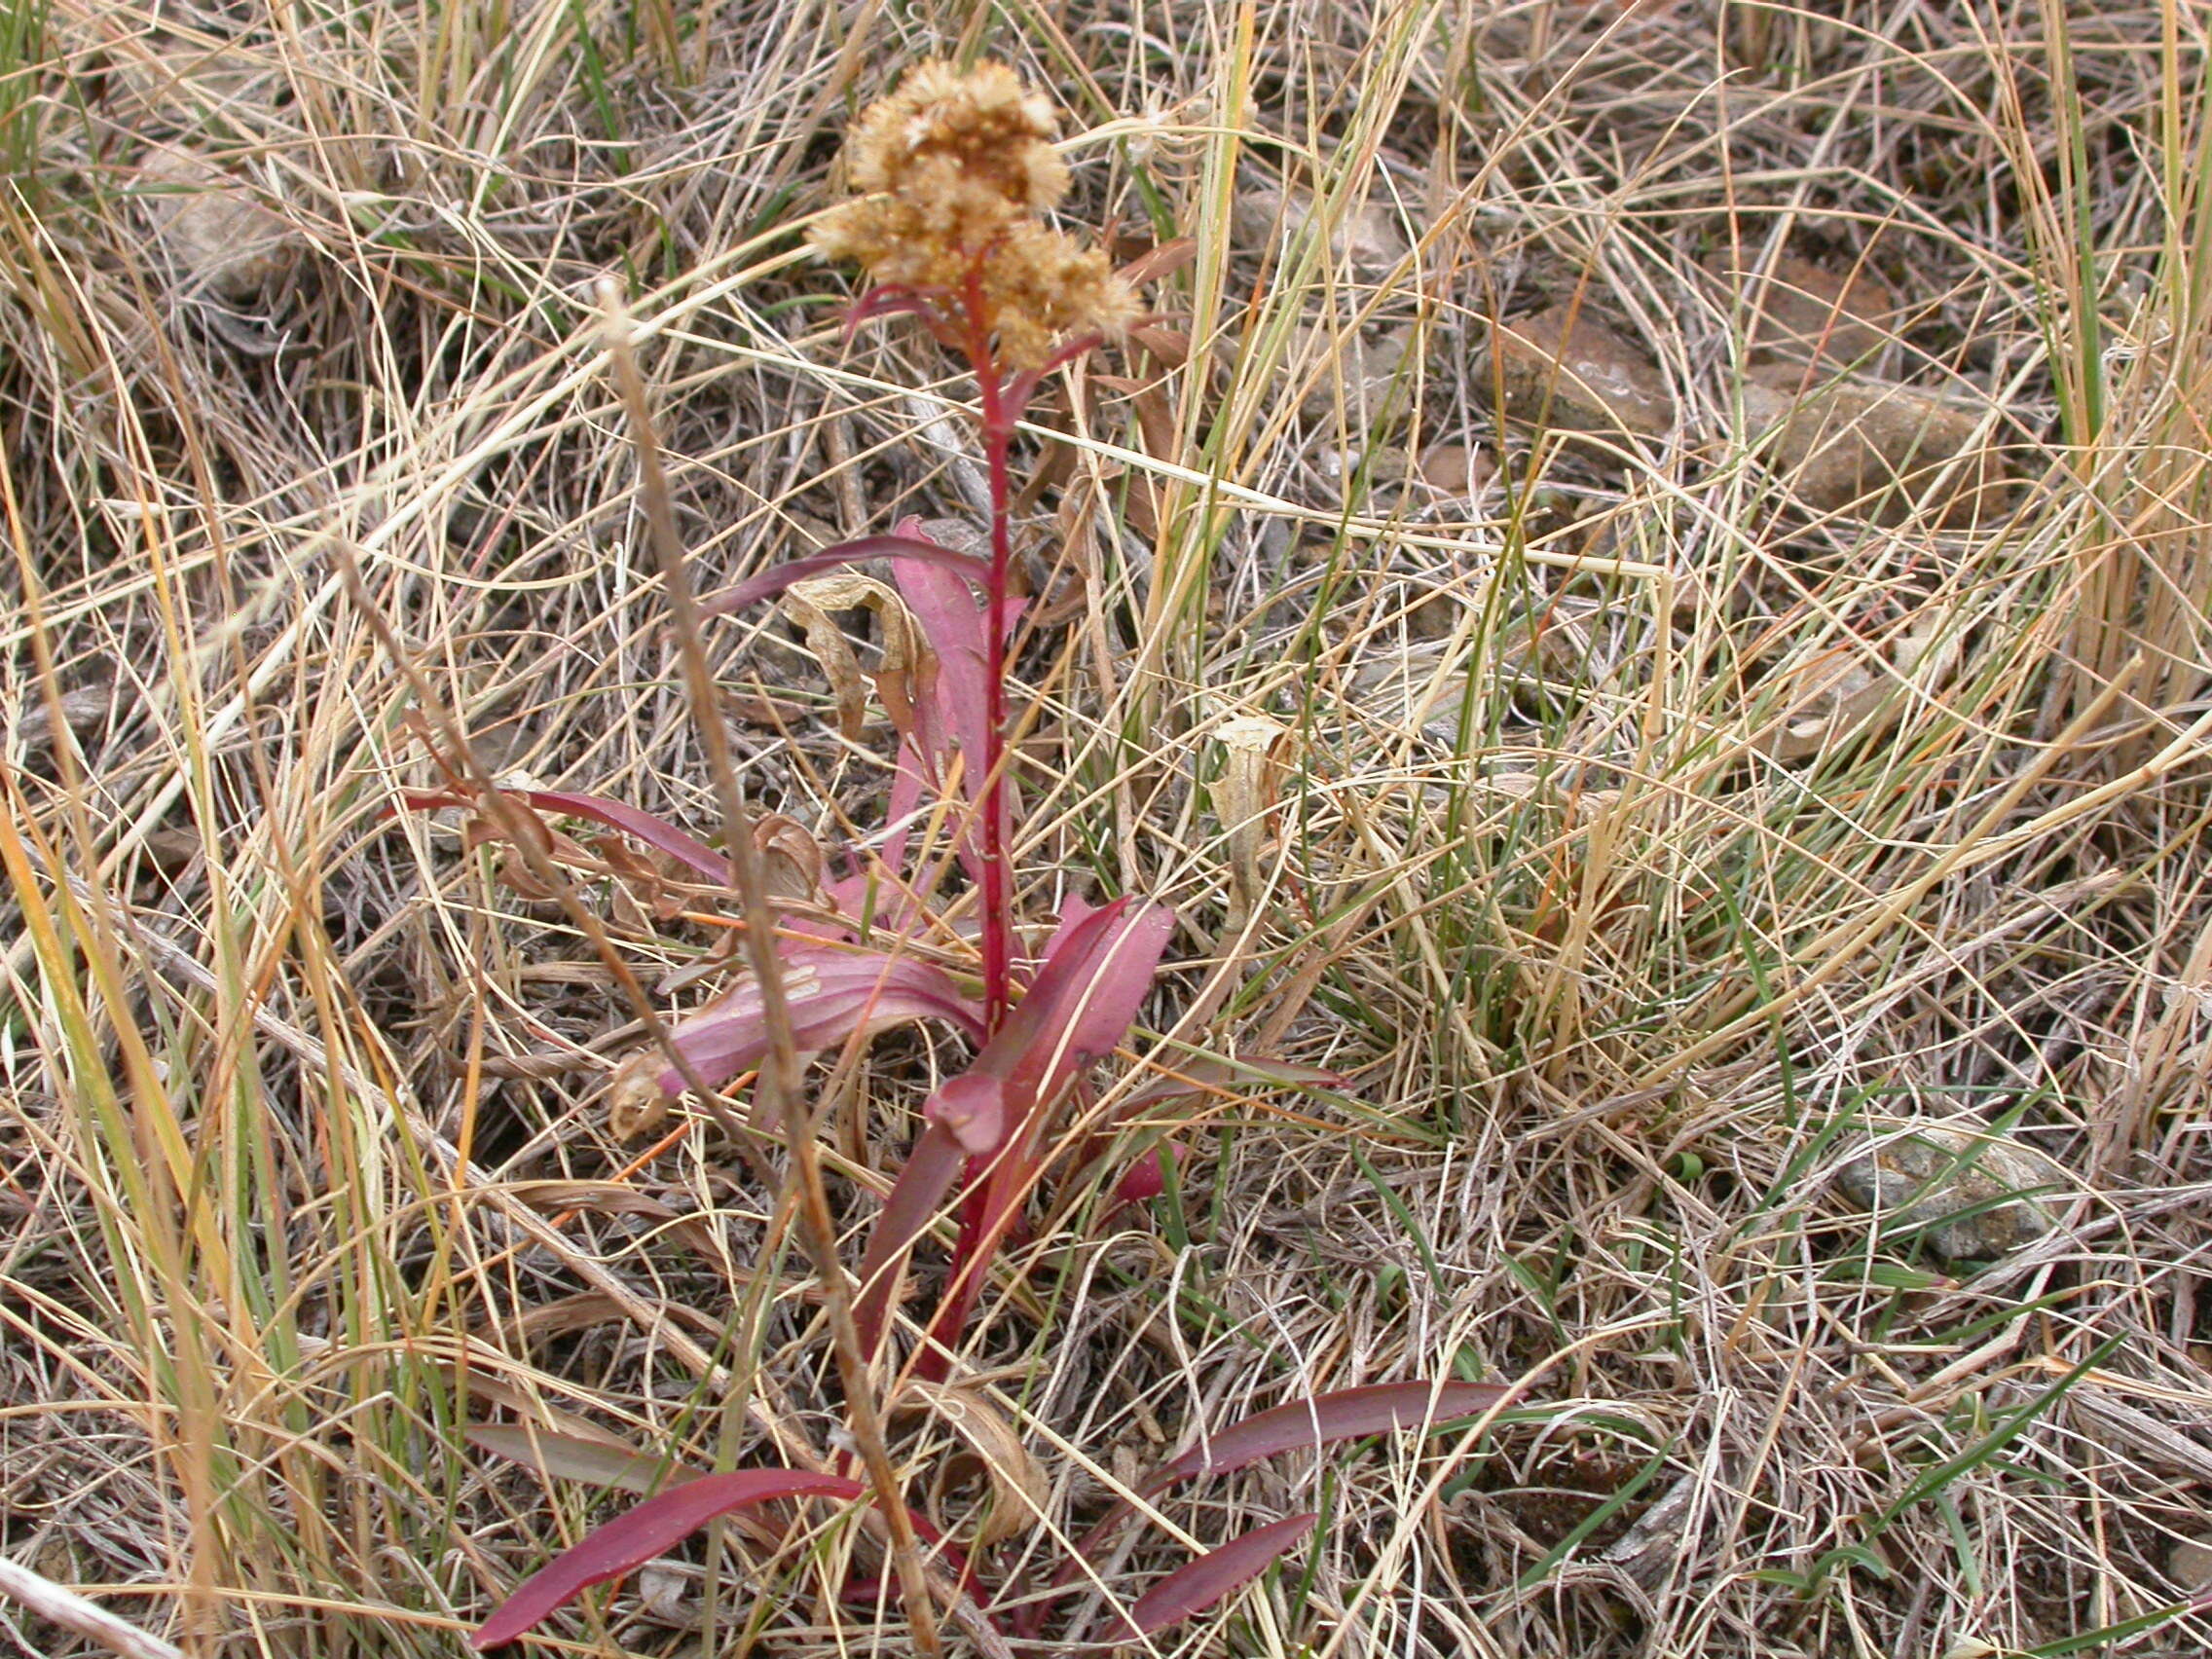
[813,59,1138,366]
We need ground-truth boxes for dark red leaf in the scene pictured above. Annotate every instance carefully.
[916,899,1175,1358]
[701,537,990,617]
[884,535,1019,867]
[927,1072,1010,1156]
[1044,1379,1514,1615]
[1108,1143,1173,1210]
[851,1120,966,1354]
[471,1469,863,1648]
[1149,1380,1513,1489]
[473,1468,971,1649]
[981,899,1174,1121]
[1100,1512,1317,1641]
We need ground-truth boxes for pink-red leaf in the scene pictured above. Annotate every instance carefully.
[916,899,1176,1362]
[640,943,984,1107]
[402,787,727,883]
[471,1470,863,1648]
[1148,1380,1512,1490]
[851,1120,967,1354]
[1101,1512,1317,1641]
[1108,1143,1173,1211]
[885,528,1019,866]
[980,898,1174,1123]
[927,1072,1010,1157]
[702,537,990,617]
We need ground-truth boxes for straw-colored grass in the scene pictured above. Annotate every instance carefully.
[8,2,2212,1655]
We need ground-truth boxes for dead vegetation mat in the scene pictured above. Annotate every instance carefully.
[8,2,2212,1656]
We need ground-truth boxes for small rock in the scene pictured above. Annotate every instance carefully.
[1284,323,1410,421]
[137,150,302,303]
[1741,367,2012,526]
[1706,250,1900,368]
[1481,304,1673,440]
[1835,1125,2069,1261]
[1233,183,1407,277]
[1418,442,1493,497]
[1320,444,1413,485]
[2168,1537,2212,1594]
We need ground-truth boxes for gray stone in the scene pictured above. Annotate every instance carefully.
[1233,184,1408,278]
[1835,1125,2069,1261]
[137,150,302,303]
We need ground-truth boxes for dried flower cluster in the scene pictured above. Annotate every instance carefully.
[812,59,1137,365]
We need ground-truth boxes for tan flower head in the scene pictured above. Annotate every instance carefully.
[813,58,1138,367]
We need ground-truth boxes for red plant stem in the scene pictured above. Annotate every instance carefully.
[919,1153,1025,1379]
[963,264,1017,1039]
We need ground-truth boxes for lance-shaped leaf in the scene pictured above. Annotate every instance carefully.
[1098,1511,1317,1642]
[403,786,727,883]
[1041,1379,1516,1617]
[919,899,1177,1364]
[468,1425,707,1497]
[851,1119,968,1355]
[472,1469,862,1648]
[1107,1143,1173,1212]
[856,900,1176,1360]
[979,898,1176,1124]
[885,523,1023,869]
[1145,1380,1513,1490]
[701,536,990,619]
[472,1468,968,1650]
[622,942,985,1113]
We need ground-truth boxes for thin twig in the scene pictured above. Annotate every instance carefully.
[599,277,944,1659]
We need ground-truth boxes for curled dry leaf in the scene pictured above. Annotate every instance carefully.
[898,1380,1051,1547]
[608,1055,674,1141]
[468,1424,709,1498]
[1751,608,1963,761]
[779,572,928,740]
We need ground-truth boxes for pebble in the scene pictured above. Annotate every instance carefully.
[137,150,302,303]
[1233,183,1408,278]
[1740,367,2012,527]
[1834,1125,2068,1261]
[1705,249,1901,368]
[1480,303,1674,440]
